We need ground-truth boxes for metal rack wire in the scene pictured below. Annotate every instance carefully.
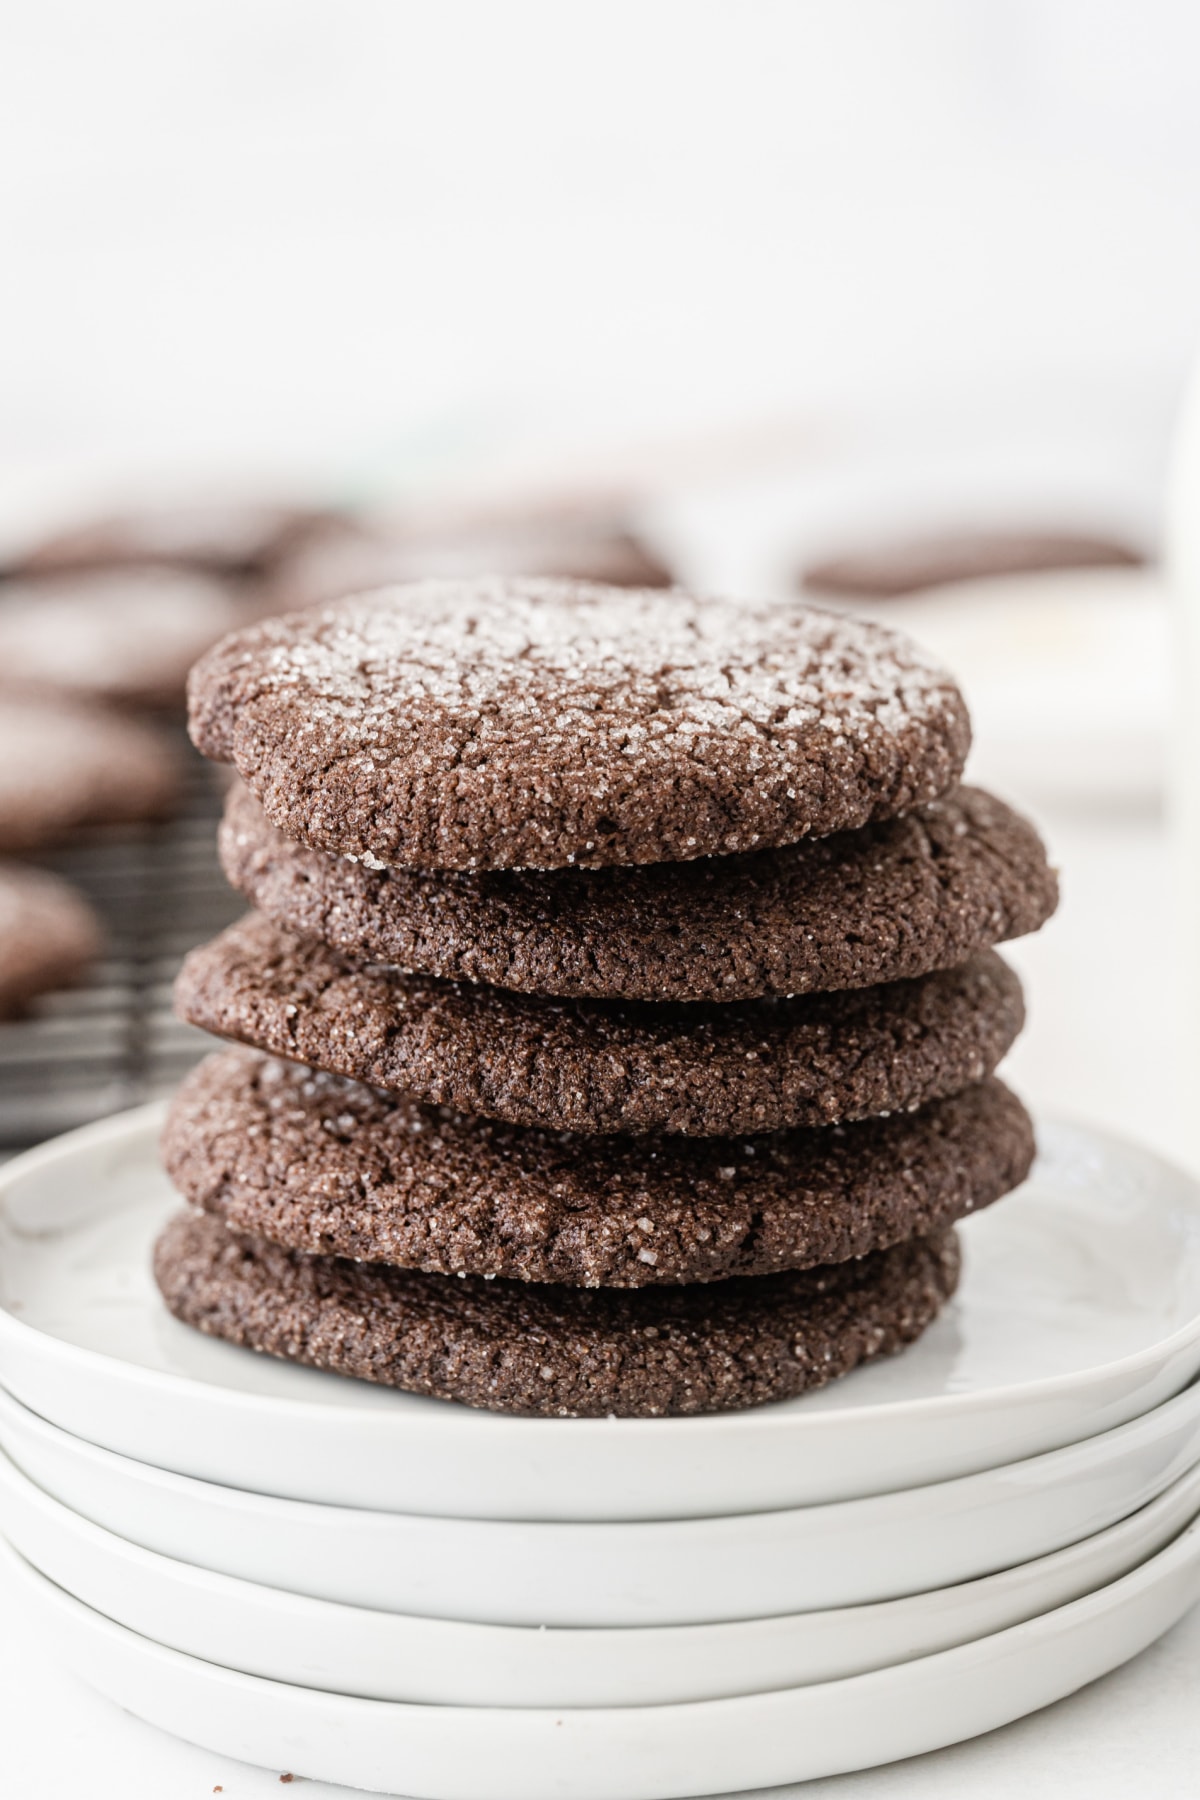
[0,745,244,1151]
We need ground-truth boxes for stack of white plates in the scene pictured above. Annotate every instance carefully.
[2,1106,1200,1798]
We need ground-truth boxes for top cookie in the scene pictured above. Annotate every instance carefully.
[188,580,971,871]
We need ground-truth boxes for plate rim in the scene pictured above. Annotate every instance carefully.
[4,1360,1200,1533]
[3,1511,1199,1721]
[3,1101,1200,1443]
[2,1426,1199,1678]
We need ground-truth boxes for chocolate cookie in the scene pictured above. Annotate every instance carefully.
[220,780,1056,1003]
[153,1208,962,1417]
[164,1048,1032,1287]
[802,530,1143,601]
[0,698,181,852]
[13,500,341,579]
[174,916,1023,1136]
[266,515,673,612]
[0,862,102,1015]
[188,580,971,871]
[0,567,245,708]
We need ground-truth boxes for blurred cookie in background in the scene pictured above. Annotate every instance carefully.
[0,567,246,710]
[0,698,182,852]
[799,529,1163,813]
[8,499,343,581]
[266,506,673,611]
[801,529,1144,600]
[0,861,102,1017]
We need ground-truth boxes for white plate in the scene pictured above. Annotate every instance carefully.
[1,1108,1200,1523]
[2,1436,1199,1709]
[7,1520,1200,1800]
[3,1377,1200,1625]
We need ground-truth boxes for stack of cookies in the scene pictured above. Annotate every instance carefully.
[157,579,1056,1418]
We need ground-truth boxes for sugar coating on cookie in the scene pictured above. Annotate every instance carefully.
[164,1049,1033,1286]
[174,915,1024,1137]
[153,1208,962,1417]
[266,517,674,612]
[188,579,971,870]
[220,779,1056,1001]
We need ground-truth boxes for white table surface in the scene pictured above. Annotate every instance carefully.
[2,805,1198,1798]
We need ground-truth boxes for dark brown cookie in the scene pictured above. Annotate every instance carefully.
[265,514,673,612]
[174,915,1023,1136]
[163,1048,1033,1287]
[220,780,1056,1003]
[0,567,245,709]
[13,501,342,579]
[802,530,1143,601]
[153,1208,962,1417]
[0,698,181,853]
[187,580,971,871]
[0,861,102,1016]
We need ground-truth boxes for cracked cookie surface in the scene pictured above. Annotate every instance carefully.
[154,1208,962,1416]
[163,1048,1032,1286]
[188,579,971,871]
[175,915,1023,1136]
[220,780,1055,1001]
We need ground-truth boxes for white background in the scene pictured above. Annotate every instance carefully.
[3,0,1200,520]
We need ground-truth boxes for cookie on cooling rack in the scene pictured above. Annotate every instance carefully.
[264,513,674,611]
[0,698,180,853]
[0,567,247,709]
[12,499,340,579]
[0,862,102,1016]
[801,529,1142,600]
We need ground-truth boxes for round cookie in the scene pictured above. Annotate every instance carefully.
[174,915,1024,1137]
[0,698,181,853]
[802,530,1142,601]
[14,501,341,579]
[0,862,102,1015]
[153,1208,962,1417]
[0,567,246,708]
[187,579,971,871]
[266,516,673,612]
[220,780,1057,1002]
[164,1049,1033,1287]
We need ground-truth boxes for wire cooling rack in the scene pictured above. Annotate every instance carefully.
[0,746,244,1151]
